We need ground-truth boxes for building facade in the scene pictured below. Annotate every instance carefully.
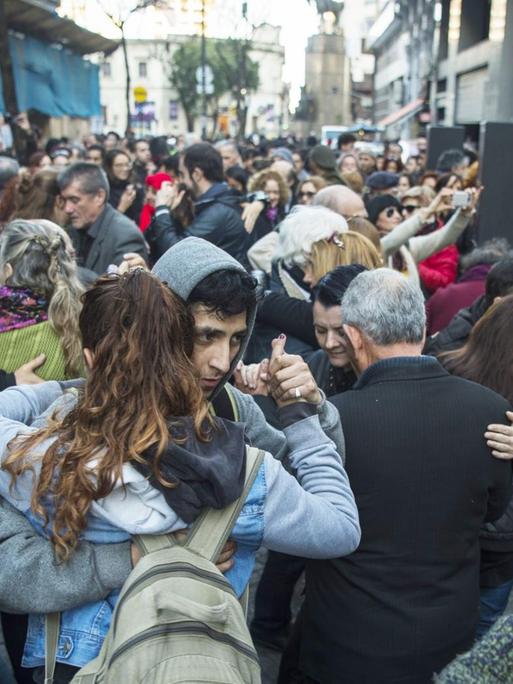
[433,0,510,141]
[368,0,513,143]
[366,0,435,140]
[1,0,116,140]
[98,24,287,138]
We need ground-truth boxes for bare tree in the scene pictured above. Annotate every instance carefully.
[99,0,167,135]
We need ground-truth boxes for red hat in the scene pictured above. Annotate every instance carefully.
[145,173,173,190]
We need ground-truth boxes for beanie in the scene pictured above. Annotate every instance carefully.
[309,145,337,170]
[366,194,402,226]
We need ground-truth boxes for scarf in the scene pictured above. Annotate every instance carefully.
[0,285,48,333]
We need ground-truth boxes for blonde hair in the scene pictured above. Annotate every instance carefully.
[0,219,84,376]
[346,216,382,253]
[341,170,364,195]
[248,169,290,207]
[298,175,327,194]
[307,230,382,284]
[402,185,435,207]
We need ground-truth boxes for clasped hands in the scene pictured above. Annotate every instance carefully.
[234,334,321,407]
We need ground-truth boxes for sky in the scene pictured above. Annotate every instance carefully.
[61,0,367,110]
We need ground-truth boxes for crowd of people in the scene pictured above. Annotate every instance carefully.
[0,124,512,684]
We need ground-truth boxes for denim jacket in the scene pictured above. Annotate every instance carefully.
[0,383,359,670]
[22,465,267,668]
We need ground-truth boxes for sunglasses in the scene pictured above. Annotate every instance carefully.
[299,191,316,199]
[402,205,418,214]
[385,207,401,218]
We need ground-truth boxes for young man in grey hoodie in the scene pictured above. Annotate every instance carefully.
[0,237,344,679]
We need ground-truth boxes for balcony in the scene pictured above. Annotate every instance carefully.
[366,1,403,52]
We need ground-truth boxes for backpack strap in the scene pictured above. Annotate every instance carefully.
[185,445,264,563]
[134,445,264,562]
[209,383,240,422]
[44,612,60,684]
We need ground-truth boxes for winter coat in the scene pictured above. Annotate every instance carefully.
[424,295,488,356]
[146,182,250,266]
[426,264,491,336]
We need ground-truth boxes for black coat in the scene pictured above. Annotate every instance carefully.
[146,182,249,266]
[300,356,512,684]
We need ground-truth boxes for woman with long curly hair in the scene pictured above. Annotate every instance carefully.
[246,168,290,244]
[0,268,359,681]
[441,295,513,640]
[0,219,84,379]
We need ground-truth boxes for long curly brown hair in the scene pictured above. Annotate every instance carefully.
[5,270,211,560]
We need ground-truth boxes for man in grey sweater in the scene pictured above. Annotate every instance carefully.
[0,238,342,677]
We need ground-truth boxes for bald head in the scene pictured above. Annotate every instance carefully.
[313,185,367,219]
[271,160,295,186]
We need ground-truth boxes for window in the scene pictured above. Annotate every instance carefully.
[138,62,148,78]
[102,62,111,77]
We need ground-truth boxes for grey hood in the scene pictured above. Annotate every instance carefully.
[152,237,256,399]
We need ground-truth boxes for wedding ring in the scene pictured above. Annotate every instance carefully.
[295,387,302,399]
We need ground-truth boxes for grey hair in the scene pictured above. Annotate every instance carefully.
[273,205,348,268]
[460,238,512,271]
[0,219,84,375]
[342,268,426,345]
[57,162,109,200]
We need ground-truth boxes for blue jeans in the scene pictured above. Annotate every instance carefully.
[477,578,513,639]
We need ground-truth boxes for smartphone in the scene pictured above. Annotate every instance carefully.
[452,191,471,209]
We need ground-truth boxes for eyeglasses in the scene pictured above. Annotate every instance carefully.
[299,191,316,199]
[402,205,418,214]
[385,207,401,218]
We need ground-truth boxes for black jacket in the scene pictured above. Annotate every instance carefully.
[301,356,512,684]
[146,182,250,266]
[424,295,487,356]
[256,292,317,349]
[108,178,144,225]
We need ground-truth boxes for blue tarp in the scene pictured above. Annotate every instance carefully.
[0,33,100,118]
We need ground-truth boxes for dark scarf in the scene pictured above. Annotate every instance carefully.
[0,285,48,333]
[133,415,248,524]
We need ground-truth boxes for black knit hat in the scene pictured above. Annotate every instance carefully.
[309,144,337,170]
[366,194,403,226]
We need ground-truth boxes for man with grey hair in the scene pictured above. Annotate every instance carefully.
[215,139,242,171]
[58,162,147,275]
[287,268,512,684]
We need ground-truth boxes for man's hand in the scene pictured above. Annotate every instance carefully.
[242,200,264,234]
[156,181,184,211]
[130,538,236,574]
[14,354,46,385]
[118,252,149,275]
[233,360,270,396]
[268,335,321,407]
[485,411,513,459]
[215,540,236,573]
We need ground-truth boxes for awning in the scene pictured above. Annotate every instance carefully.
[5,0,118,56]
[377,98,425,128]
[0,33,101,117]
